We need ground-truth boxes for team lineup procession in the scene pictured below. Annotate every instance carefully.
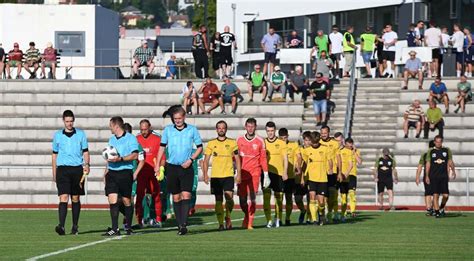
[0,0,473,260]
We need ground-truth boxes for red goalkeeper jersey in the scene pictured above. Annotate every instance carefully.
[137,133,165,168]
[237,135,268,180]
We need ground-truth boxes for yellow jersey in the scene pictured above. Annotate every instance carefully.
[350,148,361,176]
[204,138,238,178]
[286,141,300,179]
[265,138,288,176]
[337,147,354,178]
[301,145,329,183]
[320,138,339,174]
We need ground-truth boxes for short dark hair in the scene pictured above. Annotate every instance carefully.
[316,72,323,78]
[346,25,353,31]
[110,116,124,129]
[435,76,442,80]
[216,120,227,129]
[320,125,330,132]
[334,132,343,138]
[186,81,193,87]
[310,131,321,144]
[29,41,35,46]
[123,123,132,133]
[245,118,257,125]
[409,23,416,28]
[62,110,75,120]
[139,119,151,126]
[332,25,339,29]
[417,20,424,25]
[265,121,276,129]
[434,135,443,142]
[345,137,354,144]
[302,131,312,139]
[278,128,289,136]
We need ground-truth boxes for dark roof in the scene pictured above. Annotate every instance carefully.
[151,35,194,52]
[120,5,141,13]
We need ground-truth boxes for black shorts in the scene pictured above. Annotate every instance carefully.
[264,52,277,64]
[408,121,419,129]
[105,169,133,198]
[348,175,357,190]
[212,52,221,70]
[455,51,464,64]
[166,163,194,195]
[308,181,328,196]
[210,177,234,195]
[339,181,349,194]
[261,172,284,192]
[431,48,441,60]
[221,49,233,65]
[294,182,308,195]
[283,178,295,194]
[327,174,337,188]
[423,176,433,196]
[56,166,85,196]
[383,51,395,62]
[252,83,266,92]
[330,53,342,61]
[377,179,393,193]
[430,176,449,195]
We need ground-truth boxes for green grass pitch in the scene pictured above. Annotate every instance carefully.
[1,210,473,260]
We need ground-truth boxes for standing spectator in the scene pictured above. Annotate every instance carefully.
[286,30,303,48]
[192,25,210,79]
[463,27,473,77]
[268,65,287,101]
[424,101,444,139]
[360,26,376,78]
[329,25,344,79]
[381,24,398,78]
[261,27,281,76]
[23,42,41,79]
[314,30,329,58]
[441,26,450,49]
[309,72,330,126]
[373,148,398,211]
[342,25,357,78]
[402,50,424,90]
[219,76,240,114]
[424,21,442,78]
[220,26,237,78]
[416,140,435,216]
[41,42,57,79]
[429,76,450,113]
[5,42,23,79]
[181,81,198,115]
[165,55,177,79]
[454,75,472,113]
[132,40,155,79]
[375,29,386,78]
[451,23,465,77]
[289,65,309,102]
[403,99,425,138]
[406,23,418,47]
[313,50,333,82]
[247,64,267,102]
[415,20,425,46]
[198,78,222,114]
[0,43,5,79]
[210,31,222,79]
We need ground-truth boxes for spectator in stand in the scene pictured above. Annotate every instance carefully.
[424,21,442,78]
[5,42,23,79]
[261,27,281,76]
[220,26,237,77]
[286,30,303,48]
[165,55,177,79]
[451,23,465,77]
[402,50,424,90]
[198,78,222,114]
[381,24,398,78]
[309,72,331,126]
[403,99,425,138]
[247,64,267,102]
[41,42,57,79]
[313,50,333,83]
[192,25,209,79]
[463,27,473,77]
[268,65,287,101]
[314,30,329,58]
[219,76,240,114]
[210,31,222,79]
[181,81,198,115]
[329,25,344,79]
[289,65,309,102]
[375,29,386,78]
[424,101,444,139]
[23,42,41,79]
[454,75,472,113]
[415,20,425,46]
[360,26,376,78]
[132,40,155,79]
[406,23,418,47]
[0,43,5,79]
[343,25,357,78]
[429,76,450,114]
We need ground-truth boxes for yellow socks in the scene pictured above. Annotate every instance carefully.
[349,189,356,213]
[341,193,348,216]
[215,201,224,225]
[263,189,272,222]
[309,200,318,222]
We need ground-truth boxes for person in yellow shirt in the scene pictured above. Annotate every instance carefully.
[263,121,288,228]
[320,126,341,222]
[278,128,302,226]
[295,131,312,224]
[301,131,333,225]
[337,138,361,218]
[336,138,354,221]
[203,120,242,231]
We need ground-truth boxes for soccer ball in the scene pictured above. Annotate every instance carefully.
[102,146,119,160]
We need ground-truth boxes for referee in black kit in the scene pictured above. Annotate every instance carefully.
[155,105,203,235]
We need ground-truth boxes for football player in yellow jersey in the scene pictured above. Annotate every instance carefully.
[203,120,242,231]
[337,138,362,218]
[295,131,312,224]
[336,138,354,221]
[278,128,302,226]
[301,131,333,225]
[263,121,288,228]
[320,126,341,222]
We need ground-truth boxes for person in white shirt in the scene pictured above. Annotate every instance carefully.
[441,26,450,49]
[451,23,465,77]
[415,20,425,46]
[381,24,398,78]
[181,81,198,115]
[424,21,442,77]
[328,25,343,79]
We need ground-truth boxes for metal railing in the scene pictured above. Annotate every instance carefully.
[343,51,357,138]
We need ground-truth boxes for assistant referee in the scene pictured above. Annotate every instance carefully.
[52,110,90,236]
[155,106,203,235]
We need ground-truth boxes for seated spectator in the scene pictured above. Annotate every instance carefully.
[309,72,331,126]
[402,50,423,90]
[132,40,155,79]
[403,99,424,138]
[289,65,309,102]
[268,65,287,101]
[247,64,267,102]
[428,76,449,113]
[23,42,41,79]
[286,30,303,48]
[165,55,177,79]
[219,76,240,114]
[198,78,222,114]
[454,75,472,113]
[424,101,444,139]
[40,42,57,79]
[0,43,5,79]
[5,43,23,79]
[181,81,198,115]
[313,50,333,82]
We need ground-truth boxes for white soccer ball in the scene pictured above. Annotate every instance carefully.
[102,146,119,160]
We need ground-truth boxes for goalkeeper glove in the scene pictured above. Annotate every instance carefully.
[262,171,271,189]
[156,166,165,181]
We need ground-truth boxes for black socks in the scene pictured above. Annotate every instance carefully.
[58,202,68,227]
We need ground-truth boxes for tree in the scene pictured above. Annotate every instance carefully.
[142,0,168,25]
[192,0,216,33]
